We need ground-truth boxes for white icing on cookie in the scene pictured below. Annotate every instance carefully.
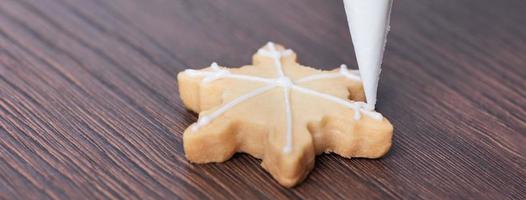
[257,42,294,153]
[296,64,361,83]
[275,76,293,88]
[184,62,274,84]
[339,64,361,81]
[191,84,276,132]
[282,86,293,154]
[291,85,382,120]
[202,63,230,83]
[257,42,286,77]
[186,42,382,154]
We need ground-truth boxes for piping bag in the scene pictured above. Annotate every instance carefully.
[343,0,393,109]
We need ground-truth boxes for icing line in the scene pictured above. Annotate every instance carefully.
[257,42,288,77]
[258,42,294,153]
[191,84,276,132]
[184,63,274,84]
[291,85,383,120]
[296,73,341,83]
[282,86,293,154]
[295,64,361,83]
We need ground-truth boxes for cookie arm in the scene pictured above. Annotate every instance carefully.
[183,121,238,163]
[177,68,227,112]
[309,115,393,158]
[261,124,316,188]
[178,71,203,112]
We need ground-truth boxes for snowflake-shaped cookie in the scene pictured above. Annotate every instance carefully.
[178,42,393,187]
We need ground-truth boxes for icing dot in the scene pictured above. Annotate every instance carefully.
[257,42,293,59]
[202,63,230,83]
[339,64,361,81]
[353,109,361,120]
[192,116,211,132]
[197,116,211,126]
[275,77,293,88]
[340,64,349,72]
[210,62,220,70]
[267,42,276,50]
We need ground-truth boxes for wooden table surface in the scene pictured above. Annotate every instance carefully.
[0,0,525,199]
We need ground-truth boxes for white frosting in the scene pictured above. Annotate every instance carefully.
[344,0,393,109]
[191,84,276,132]
[275,76,293,88]
[339,64,361,81]
[258,42,294,153]
[296,64,360,83]
[292,85,383,120]
[184,62,274,84]
[257,42,285,77]
[184,42,383,154]
[282,86,293,153]
[202,63,229,83]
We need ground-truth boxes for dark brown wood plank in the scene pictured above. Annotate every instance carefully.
[0,0,524,199]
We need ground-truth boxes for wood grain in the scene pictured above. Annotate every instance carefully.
[0,0,524,199]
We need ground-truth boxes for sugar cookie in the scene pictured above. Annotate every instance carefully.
[177,42,393,187]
